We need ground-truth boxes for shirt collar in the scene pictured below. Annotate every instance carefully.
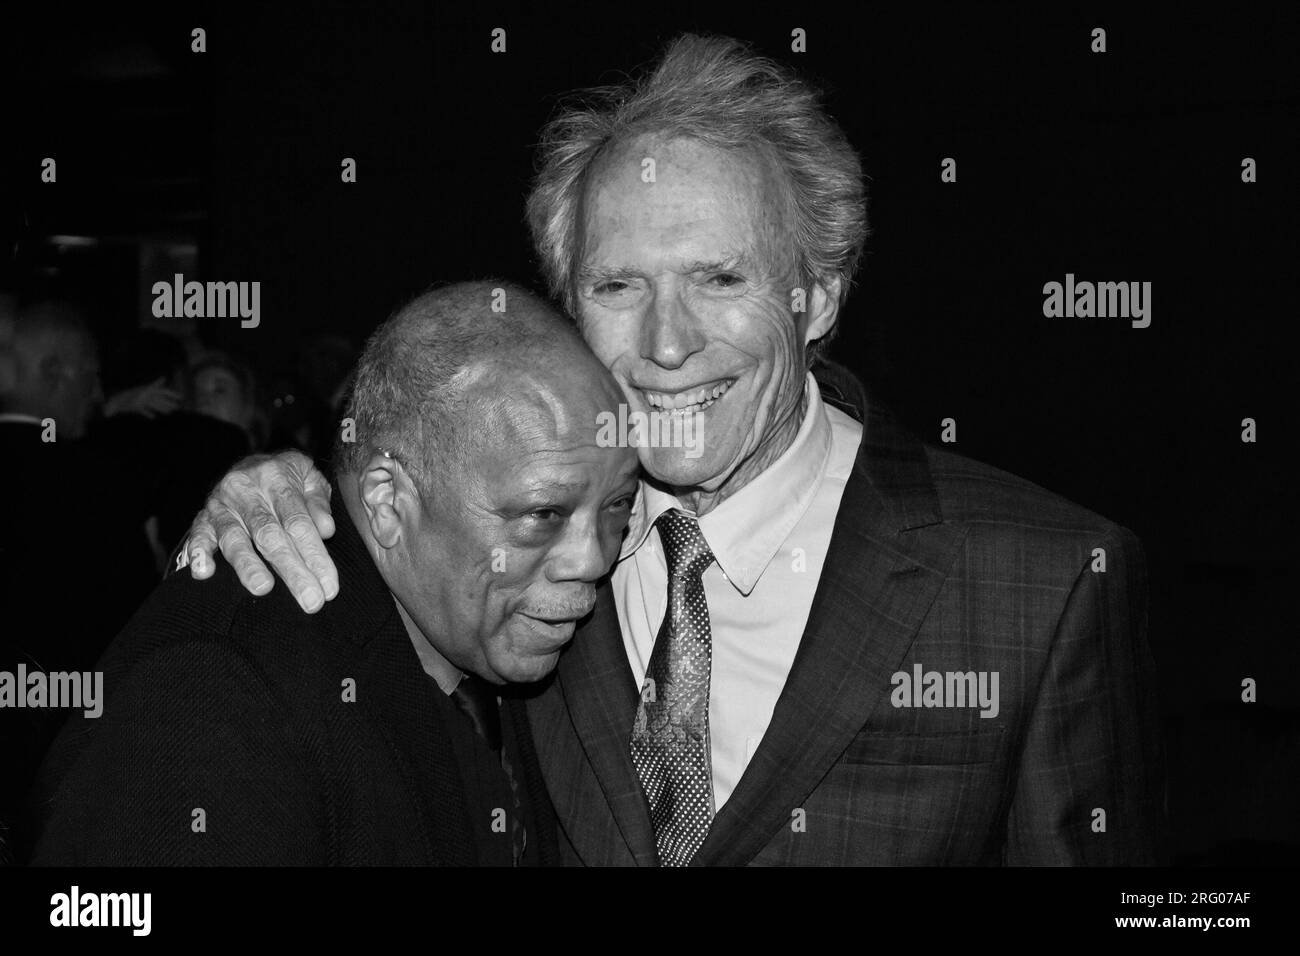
[620,372,833,595]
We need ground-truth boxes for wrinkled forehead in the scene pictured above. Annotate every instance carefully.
[463,362,623,452]
[463,390,637,501]
[579,134,794,270]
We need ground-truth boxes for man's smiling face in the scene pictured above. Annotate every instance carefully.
[574,134,837,507]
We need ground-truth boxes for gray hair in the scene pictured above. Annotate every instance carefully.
[526,33,869,343]
[335,280,578,498]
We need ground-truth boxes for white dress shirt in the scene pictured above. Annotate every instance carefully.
[614,371,863,810]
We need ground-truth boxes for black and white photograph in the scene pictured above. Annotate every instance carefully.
[0,0,1295,938]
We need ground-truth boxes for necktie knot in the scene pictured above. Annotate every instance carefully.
[655,510,713,580]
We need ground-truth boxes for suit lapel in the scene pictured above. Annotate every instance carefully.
[691,401,966,866]
[321,493,478,865]
[358,618,479,865]
[555,584,659,865]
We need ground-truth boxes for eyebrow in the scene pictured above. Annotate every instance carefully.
[578,255,751,282]
[518,479,587,495]
[680,255,747,274]
[577,265,644,283]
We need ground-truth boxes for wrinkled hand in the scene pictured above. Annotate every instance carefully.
[180,450,339,612]
[104,378,183,419]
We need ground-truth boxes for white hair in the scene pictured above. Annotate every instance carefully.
[526,33,870,345]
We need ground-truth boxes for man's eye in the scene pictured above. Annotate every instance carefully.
[594,280,628,295]
[709,273,743,288]
[609,494,635,512]
[530,508,562,521]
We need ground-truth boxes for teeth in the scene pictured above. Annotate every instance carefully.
[643,379,731,410]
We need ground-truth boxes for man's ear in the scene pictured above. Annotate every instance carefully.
[357,452,420,550]
[803,276,842,347]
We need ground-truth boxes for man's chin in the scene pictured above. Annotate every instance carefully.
[489,650,564,685]
[640,445,733,494]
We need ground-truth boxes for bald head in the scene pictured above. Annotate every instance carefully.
[338,280,621,497]
[338,280,640,686]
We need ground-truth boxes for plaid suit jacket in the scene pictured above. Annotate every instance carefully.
[527,384,1164,866]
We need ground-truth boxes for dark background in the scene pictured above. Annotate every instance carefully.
[3,1,1297,864]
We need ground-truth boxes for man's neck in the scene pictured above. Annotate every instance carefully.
[395,601,462,695]
[337,474,463,695]
[671,380,810,516]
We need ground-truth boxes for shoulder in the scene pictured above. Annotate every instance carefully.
[920,443,1143,573]
[106,550,364,710]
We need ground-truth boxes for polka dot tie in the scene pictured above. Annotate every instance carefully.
[629,509,716,867]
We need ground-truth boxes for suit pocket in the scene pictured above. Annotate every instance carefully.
[840,726,1006,766]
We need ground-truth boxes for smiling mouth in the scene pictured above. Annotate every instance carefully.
[639,378,735,414]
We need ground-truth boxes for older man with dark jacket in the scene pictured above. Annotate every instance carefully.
[30,282,639,865]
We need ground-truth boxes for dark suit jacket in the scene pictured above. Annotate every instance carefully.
[1,419,160,859]
[527,375,1164,865]
[29,494,558,866]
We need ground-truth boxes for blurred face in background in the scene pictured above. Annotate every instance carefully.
[193,364,251,432]
[3,311,103,440]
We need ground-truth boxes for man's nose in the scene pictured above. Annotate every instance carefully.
[547,514,612,585]
[640,283,704,370]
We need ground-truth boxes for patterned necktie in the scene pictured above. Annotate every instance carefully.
[629,509,716,867]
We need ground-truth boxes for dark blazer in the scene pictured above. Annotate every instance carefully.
[29,495,558,866]
[527,377,1164,866]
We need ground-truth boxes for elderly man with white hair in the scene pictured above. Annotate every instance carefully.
[177,34,1163,867]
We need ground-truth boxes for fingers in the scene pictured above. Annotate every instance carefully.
[104,379,184,419]
[139,388,182,419]
[243,496,326,612]
[186,451,339,613]
[267,450,339,599]
[208,495,274,596]
[183,514,221,581]
[298,456,337,540]
[149,387,183,413]
[293,454,340,601]
[266,480,335,609]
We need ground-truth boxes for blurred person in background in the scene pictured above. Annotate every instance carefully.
[191,351,262,449]
[95,332,251,573]
[0,298,129,862]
